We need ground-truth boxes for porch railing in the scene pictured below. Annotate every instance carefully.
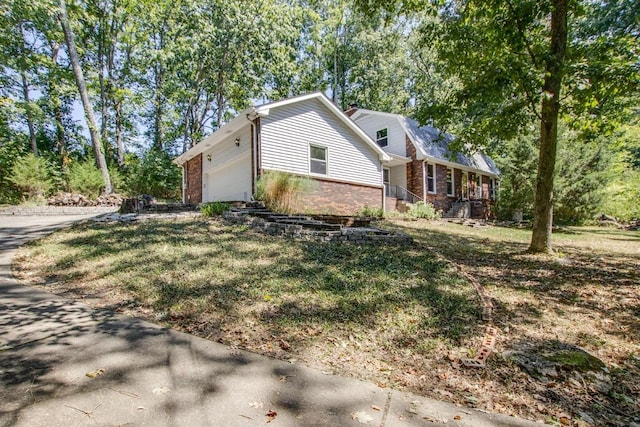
[385,185,423,204]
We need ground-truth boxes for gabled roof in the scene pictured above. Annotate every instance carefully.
[174,92,391,165]
[351,109,501,177]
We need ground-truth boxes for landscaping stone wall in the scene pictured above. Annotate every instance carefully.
[223,212,412,245]
[294,179,383,216]
[0,206,118,216]
[185,154,202,204]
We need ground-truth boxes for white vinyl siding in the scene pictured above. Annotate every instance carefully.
[261,98,381,187]
[202,127,251,174]
[389,165,407,189]
[352,114,406,157]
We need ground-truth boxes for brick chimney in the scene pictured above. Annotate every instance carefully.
[344,103,358,117]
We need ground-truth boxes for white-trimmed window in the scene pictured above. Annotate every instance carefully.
[309,144,327,175]
[489,178,496,200]
[383,168,390,186]
[426,163,435,193]
[376,128,388,147]
[475,174,482,199]
[446,168,454,196]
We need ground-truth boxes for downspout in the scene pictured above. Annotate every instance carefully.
[182,163,187,204]
[246,109,260,198]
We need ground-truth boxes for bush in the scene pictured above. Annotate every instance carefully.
[255,171,314,213]
[67,160,104,198]
[200,201,230,217]
[359,204,384,218]
[9,153,56,202]
[406,201,440,220]
[125,148,181,200]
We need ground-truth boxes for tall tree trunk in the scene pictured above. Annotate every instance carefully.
[153,62,164,150]
[529,0,568,253]
[20,71,39,156]
[115,101,124,167]
[58,0,113,194]
[50,42,68,167]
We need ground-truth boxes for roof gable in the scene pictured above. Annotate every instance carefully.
[351,109,500,176]
[175,93,390,165]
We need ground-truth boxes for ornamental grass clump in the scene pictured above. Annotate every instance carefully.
[255,171,314,213]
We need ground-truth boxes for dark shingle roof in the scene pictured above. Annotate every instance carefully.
[403,118,500,176]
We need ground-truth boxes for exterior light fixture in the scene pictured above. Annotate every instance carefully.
[235,138,240,147]
[207,154,212,161]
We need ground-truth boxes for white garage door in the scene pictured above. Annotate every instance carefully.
[205,152,252,202]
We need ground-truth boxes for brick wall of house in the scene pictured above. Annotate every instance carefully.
[425,164,454,213]
[405,136,424,200]
[184,154,202,204]
[294,178,383,215]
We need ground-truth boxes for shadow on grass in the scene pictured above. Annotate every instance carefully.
[26,219,483,353]
[388,220,640,344]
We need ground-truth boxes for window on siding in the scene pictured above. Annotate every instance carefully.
[426,163,435,193]
[383,168,390,185]
[309,145,327,175]
[376,128,388,147]
[446,168,454,196]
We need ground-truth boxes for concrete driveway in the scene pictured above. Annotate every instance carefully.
[0,214,538,427]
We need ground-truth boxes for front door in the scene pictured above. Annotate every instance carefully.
[461,172,469,200]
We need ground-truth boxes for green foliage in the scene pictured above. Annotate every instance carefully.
[125,148,181,200]
[255,171,314,214]
[9,153,56,201]
[359,204,384,218]
[554,131,611,225]
[494,132,538,221]
[406,201,440,220]
[200,201,230,217]
[66,160,104,198]
[0,134,28,203]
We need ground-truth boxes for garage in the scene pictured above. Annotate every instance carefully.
[204,152,252,202]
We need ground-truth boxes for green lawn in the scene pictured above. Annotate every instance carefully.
[15,218,640,425]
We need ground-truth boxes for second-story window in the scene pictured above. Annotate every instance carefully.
[376,128,388,147]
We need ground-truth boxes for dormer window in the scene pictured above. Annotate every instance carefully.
[376,128,388,147]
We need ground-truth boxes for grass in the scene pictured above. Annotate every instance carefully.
[14,218,640,425]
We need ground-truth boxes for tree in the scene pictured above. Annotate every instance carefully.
[57,0,113,194]
[357,0,639,253]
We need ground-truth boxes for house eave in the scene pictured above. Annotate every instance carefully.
[174,107,256,166]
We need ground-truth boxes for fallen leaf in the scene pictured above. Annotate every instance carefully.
[152,386,170,395]
[249,401,264,409]
[371,405,381,411]
[351,411,374,424]
[136,406,144,411]
[279,339,291,351]
[266,410,277,423]
[85,368,105,379]
[454,415,462,420]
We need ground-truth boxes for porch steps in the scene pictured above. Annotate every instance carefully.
[443,201,470,219]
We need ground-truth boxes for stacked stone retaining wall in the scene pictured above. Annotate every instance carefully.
[223,211,412,245]
[0,206,118,216]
